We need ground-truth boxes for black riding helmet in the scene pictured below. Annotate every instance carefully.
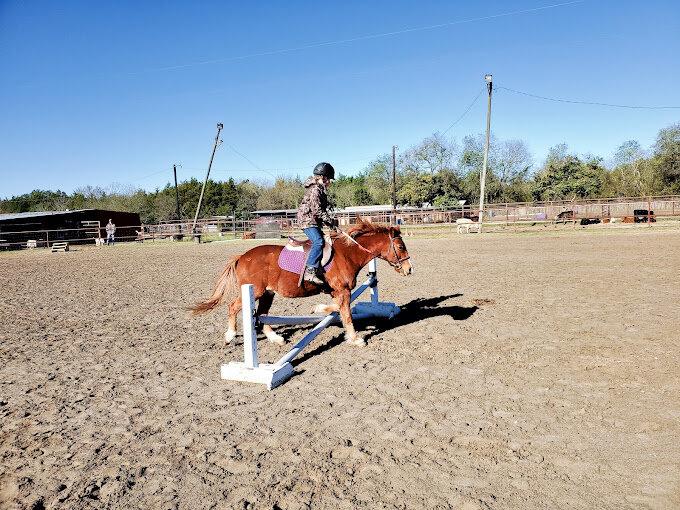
[313,162,335,180]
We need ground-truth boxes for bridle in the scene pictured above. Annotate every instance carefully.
[387,233,411,271]
[336,228,410,271]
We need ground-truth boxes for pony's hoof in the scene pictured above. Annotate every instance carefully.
[313,303,337,314]
[345,335,367,346]
[267,334,286,346]
[224,330,236,344]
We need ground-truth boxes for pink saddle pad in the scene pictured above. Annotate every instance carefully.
[278,246,332,275]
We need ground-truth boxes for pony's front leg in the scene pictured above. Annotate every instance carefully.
[335,289,366,346]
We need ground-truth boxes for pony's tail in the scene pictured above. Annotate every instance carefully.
[190,256,240,315]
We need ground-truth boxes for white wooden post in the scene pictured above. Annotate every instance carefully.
[241,284,258,369]
[368,258,379,305]
[221,284,294,389]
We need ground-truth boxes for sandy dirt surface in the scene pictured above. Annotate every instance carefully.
[1,229,679,509]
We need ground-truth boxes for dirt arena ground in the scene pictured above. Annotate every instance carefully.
[1,228,679,509]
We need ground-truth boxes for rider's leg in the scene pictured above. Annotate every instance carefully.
[302,226,325,284]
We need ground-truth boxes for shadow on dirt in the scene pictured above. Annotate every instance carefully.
[292,293,477,366]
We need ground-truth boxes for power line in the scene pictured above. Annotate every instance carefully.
[131,168,173,183]
[139,80,628,187]
[131,85,486,185]
[126,85,505,186]
[137,1,585,73]
[219,155,378,175]
[158,154,377,179]
[261,155,377,173]
[441,87,485,135]
[497,86,680,110]
[227,145,279,179]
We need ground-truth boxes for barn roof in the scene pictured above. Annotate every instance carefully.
[0,209,138,222]
[252,208,297,214]
[339,204,423,213]
[0,209,94,221]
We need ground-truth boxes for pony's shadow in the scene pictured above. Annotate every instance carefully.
[285,293,477,366]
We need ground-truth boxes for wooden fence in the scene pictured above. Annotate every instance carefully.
[3,195,680,250]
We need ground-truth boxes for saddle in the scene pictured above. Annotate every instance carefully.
[278,234,333,275]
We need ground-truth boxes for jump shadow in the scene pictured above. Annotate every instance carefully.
[291,293,478,366]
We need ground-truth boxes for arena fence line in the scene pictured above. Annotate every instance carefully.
[3,195,679,249]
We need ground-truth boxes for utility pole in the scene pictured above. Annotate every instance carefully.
[392,145,397,225]
[479,74,493,232]
[192,123,224,240]
[173,163,183,239]
[173,164,181,220]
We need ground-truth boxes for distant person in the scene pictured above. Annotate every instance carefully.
[297,162,338,285]
[105,219,116,245]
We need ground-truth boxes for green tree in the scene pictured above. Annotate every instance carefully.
[653,122,680,192]
[363,155,393,204]
[236,181,261,214]
[256,177,304,210]
[533,149,605,200]
[397,173,435,206]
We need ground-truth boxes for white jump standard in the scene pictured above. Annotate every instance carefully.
[220,259,400,389]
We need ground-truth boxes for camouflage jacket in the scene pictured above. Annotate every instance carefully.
[297,177,334,228]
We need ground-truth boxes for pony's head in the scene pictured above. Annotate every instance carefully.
[345,220,413,276]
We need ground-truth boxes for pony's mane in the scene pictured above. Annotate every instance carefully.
[344,219,400,239]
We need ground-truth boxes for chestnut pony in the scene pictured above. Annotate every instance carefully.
[191,221,412,346]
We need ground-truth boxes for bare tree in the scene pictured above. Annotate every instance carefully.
[496,139,533,185]
[401,133,458,175]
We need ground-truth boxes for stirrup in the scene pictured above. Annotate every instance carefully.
[303,267,324,285]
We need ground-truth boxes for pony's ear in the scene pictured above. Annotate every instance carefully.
[389,226,401,237]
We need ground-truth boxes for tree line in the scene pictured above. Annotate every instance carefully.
[2,122,678,224]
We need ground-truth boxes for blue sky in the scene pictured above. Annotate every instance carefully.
[1,0,679,198]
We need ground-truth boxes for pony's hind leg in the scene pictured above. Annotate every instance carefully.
[257,291,285,345]
[224,297,241,345]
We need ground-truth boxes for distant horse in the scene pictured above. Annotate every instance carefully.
[191,221,413,346]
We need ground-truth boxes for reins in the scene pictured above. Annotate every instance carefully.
[335,228,372,253]
[334,228,410,271]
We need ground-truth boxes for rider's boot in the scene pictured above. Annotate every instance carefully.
[303,266,325,285]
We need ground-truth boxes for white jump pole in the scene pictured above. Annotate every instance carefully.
[220,258,400,389]
[369,258,379,305]
[241,284,258,369]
